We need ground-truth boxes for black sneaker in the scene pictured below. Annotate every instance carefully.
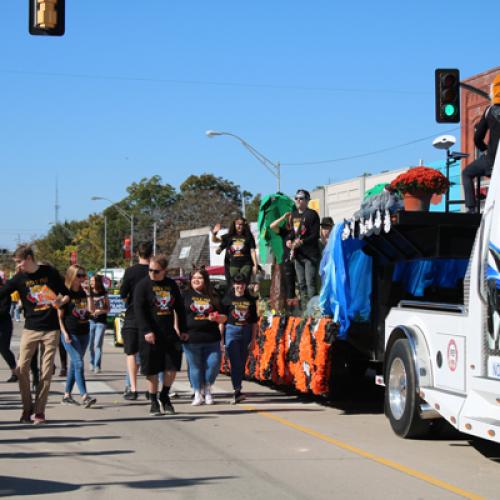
[61,395,80,406]
[150,399,161,416]
[145,391,150,401]
[6,374,18,383]
[124,391,138,401]
[83,396,97,408]
[231,390,246,405]
[160,397,176,415]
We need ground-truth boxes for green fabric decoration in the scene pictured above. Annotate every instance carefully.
[363,182,387,200]
[257,193,295,264]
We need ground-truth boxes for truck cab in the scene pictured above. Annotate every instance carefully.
[382,150,500,441]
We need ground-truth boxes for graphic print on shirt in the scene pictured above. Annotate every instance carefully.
[154,286,174,316]
[190,296,214,319]
[229,237,246,258]
[231,300,251,324]
[71,297,89,322]
[25,278,57,312]
[292,216,306,237]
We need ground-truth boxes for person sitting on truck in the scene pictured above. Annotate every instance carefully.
[462,74,500,213]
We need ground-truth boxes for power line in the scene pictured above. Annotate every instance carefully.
[0,69,429,95]
[281,127,460,166]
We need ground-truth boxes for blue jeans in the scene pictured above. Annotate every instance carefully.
[61,333,89,396]
[89,321,106,369]
[224,324,252,391]
[182,342,221,391]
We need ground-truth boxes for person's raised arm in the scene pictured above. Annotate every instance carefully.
[270,212,291,234]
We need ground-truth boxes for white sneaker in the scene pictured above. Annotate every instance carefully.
[205,385,214,405]
[192,391,204,406]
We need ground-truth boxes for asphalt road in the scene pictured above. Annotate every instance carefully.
[1,322,500,499]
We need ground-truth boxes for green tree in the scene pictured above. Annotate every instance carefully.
[180,173,243,205]
[245,193,262,222]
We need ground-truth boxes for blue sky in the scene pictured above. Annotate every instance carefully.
[0,0,495,248]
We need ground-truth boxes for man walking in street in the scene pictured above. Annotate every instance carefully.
[119,241,153,400]
[286,189,321,308]
[0,245,67,424]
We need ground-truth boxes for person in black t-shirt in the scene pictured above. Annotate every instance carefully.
[0,245,68,424]
[212,217,258,285]
[182,267,227,406]
[222,274,258,404]
[134,255,187,416]
[88,274,110,373]
[58,265,97,408]
[286,189,321,308]
[119,241,153,400]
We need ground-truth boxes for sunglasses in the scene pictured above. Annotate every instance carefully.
[295,197,306,201]
[77,273,86,278]
[148,268,161,274]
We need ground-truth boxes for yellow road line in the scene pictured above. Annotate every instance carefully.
[244,405,485,500]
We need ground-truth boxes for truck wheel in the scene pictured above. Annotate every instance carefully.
[385,339,429,438]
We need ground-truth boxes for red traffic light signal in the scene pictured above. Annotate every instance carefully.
[435,69,460,123]
[29,0,65,36]
[123,238,131,259]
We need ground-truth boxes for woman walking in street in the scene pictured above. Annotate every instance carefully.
[212,217,258,285]
[134,255,187,416]
[88,274,110,373]
[222,274,258,404]
[58,265,97,408]
[0,277,17,383]
[182,267,226,406]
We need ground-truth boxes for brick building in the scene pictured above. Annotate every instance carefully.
[461,66,500,169]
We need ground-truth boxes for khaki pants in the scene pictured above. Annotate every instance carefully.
[17,329,59,414]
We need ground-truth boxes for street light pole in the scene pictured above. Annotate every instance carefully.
[91,196,134,266]
[206,130,281,193]
[104,215,107,272]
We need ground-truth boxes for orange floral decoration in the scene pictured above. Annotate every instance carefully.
[259,316,281,381]
[295,319,315,393]
[310,319,334,395]
[387,166,450,196]
[224,315,337,397]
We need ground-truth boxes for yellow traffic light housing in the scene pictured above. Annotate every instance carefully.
[29,0,65,36]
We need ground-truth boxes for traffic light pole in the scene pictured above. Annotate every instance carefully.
[459,82,490,100]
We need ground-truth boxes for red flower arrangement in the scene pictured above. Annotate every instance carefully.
[388,166,450,196]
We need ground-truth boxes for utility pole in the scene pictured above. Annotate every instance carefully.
[104,215,108,272]
[153,221,157,255]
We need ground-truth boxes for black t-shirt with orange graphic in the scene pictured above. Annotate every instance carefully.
[220,233,256,267]
[222,292,258,326]
[134,276,187,339]
[183,290,221,343]
[0,265,67,331]
[63,289,91,336]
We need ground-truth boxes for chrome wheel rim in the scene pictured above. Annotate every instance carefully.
[388,357,407,420]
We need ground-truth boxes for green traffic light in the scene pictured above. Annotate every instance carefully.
[444,104,456,117]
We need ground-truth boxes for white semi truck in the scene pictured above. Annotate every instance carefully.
[382,150,499,442]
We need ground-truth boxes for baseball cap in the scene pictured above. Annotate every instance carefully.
[320,216,334,228]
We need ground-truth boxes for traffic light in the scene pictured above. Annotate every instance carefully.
[29,0,65,36]
[435,68,460,123]
[123,238,131,259]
